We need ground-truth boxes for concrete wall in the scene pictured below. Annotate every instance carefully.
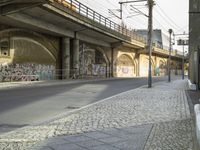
[113,47,137,77]
[139,54,168,77]
[0,25,60,81]
[0,24,183,82]
[189,0,200,87]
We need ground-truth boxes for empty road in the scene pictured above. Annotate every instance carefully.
[0,76,179,134]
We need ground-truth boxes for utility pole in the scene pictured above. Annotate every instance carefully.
[182,44,185,79]
[168,29,173,82]
[147,0,154,88]
[174,32,188,80]
[120,3,122,20]
[118,0,153,87]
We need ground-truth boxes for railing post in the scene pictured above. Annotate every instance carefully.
[54,0,148,43]
[70,0,72,8]
[99,15,101,23]
[86,7,88,17]
[78,2,81,13]
[93,11,95,20]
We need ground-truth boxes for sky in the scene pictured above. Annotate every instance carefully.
[78,0,189,51]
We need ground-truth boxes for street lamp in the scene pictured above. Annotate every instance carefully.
[168,29,173,82]
[182,44,185,79]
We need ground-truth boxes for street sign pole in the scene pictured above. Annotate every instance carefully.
[182,45,185,79]
[168,29,173,82]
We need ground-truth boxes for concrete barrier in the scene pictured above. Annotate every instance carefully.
[188,79,197,90]
[194,104,200,149]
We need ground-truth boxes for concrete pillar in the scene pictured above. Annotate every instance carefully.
[189,51,197,84]
[137,54,140,77]
[111,48,114,77]
[61,37,70,79]
[73,39,80,75]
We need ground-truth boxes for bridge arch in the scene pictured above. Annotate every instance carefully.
[114,54,136,77]
[0,28,58,59]
[80,45,109,77]
[0,28,58,81]
[139,56,156,77]
[158,59,167,76]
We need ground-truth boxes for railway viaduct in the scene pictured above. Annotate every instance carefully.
[0,0,183,81]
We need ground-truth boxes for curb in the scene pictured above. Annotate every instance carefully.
[34,84,148,125]
[0,77,126,90]
[0,83,148,138]
[194,104,200,150]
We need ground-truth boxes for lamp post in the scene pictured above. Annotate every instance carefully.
[168,29,173,82]
[182,44,185,79]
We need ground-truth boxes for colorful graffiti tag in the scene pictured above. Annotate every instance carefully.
[92,64,106,76]
[0,63,55,82]
[115,66,134,77]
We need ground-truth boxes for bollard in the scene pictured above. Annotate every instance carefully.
[194,104,200,149]
[188,79,197,90]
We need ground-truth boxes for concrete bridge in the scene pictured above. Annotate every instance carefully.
[0,0,183,81]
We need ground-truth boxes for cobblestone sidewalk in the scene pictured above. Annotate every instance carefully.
[0,80,195,150]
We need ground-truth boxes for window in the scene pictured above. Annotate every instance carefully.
[0,39,9,56]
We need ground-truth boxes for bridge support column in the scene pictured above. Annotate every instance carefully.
[72,39,80,77]
[61,37,70,79]
[110,48,114,77]
[137,54,140,77]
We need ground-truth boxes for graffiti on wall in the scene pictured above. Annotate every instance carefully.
[115,66,134,77]
[0,63,55,82]
[114,54,135,77]
[79,44,107,77]
[92,64,106,76]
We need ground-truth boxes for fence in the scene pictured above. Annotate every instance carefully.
[54,0,146,43]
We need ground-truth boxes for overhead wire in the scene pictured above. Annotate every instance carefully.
[122,1,148,29]
[153,17,169,34]
[156,3,181,30]
[105,0,118,7]
[80,0,114,17]
[154,7,180,31]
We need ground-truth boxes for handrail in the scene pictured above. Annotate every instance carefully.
[53,0,146,43]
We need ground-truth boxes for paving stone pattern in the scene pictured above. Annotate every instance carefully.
[0,80,195,150]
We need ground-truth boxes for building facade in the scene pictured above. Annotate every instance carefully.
[189,0,200,88]
[135,29,170,50]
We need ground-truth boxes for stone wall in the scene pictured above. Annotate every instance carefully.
[0,63,55,82]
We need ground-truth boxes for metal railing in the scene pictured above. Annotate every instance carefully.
[54,0,146,43]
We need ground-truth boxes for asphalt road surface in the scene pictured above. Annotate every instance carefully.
[0,76,180,134]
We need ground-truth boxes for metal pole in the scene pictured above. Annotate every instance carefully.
[120,3,122,20]
[168,29,173,82]
[182,45,184,79]
[147,0,153,88]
